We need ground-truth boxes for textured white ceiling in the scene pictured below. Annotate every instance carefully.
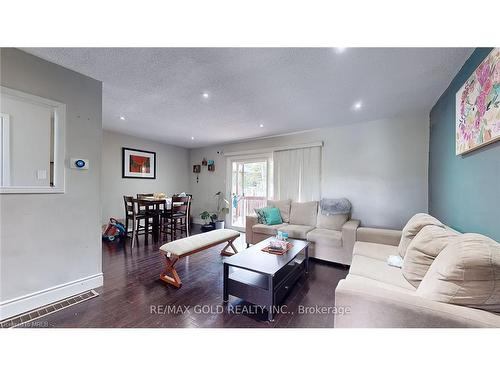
[23,48,472,148]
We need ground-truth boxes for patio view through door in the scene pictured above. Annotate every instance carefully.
[229,157,271,230]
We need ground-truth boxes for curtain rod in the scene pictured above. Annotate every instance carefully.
[223,141,323,157]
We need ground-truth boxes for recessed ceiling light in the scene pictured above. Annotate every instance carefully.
[202,92,209,99]
[191,136,195,140]
[352,101,363,110]
[259,124,264,128]
[119,116,126,120]
[334,47,347,54]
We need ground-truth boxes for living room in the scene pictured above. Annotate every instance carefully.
[1,2,499,374]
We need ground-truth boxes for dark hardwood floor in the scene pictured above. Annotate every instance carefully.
[27,225,349,328]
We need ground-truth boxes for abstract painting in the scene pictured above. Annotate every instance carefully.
[129,155,150,173]
[122,147,156,179]
[456,48,500,155]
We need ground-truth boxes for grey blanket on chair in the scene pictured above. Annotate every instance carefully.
[320,198,351,216]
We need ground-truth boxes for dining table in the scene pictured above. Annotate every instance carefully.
[136,196,172,244]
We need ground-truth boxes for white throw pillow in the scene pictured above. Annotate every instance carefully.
[417,233,500,313]
[402,225,458,287]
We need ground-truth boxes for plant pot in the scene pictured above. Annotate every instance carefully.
[214,220,225,230]
[201,223,215,232]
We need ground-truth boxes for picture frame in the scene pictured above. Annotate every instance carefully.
[456,48,500,155]
[122,147,156,179]
[193,164,201,173]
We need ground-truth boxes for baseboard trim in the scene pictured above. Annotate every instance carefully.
[0,273,103,320]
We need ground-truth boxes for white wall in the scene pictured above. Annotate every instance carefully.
[101,130,190,224]
[0,48,103,319]
[189,115,429,229]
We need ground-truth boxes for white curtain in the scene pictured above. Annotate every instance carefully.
[273,146,321,202]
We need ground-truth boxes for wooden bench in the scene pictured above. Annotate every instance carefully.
[158,229,240,287]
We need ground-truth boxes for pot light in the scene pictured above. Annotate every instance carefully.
[259,124,264,128]
[191,136,195,140]
[119,116,126,120]
[352,101,363,110]
[202,92,209,99]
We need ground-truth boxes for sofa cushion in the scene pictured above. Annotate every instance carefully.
[346,274,416,295]
[417,233,500,312]
[398,213,444,258]
[306,228,342,248]
[402,225,458,288]
[280,224,315,240]
[356,227,402,246]
[252,223,286,236]
[289,201,318,226]
[267,199,291,223]
[349,254,415,291]
[316,212,349,231]
[353,241,399,262]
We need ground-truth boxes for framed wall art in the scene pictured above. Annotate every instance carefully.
[456,48,500,155]
[122,147,156,179]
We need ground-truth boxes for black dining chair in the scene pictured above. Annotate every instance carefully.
[123,196,152,248]
[161,195,191,241]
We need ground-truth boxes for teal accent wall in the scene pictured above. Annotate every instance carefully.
[429,48,500,241]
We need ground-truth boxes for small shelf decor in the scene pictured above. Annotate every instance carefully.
[208,159,215,171]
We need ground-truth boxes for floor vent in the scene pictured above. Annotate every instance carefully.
[0,290,99,328]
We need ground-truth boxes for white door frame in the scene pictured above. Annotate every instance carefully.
[0,113,10,187]
[225,153,272,231]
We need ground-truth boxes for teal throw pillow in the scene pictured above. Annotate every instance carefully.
[263,207,283,225]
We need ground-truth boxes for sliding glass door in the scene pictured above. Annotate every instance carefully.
[229,157,271,230]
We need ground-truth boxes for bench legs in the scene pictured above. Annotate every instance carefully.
[160,254,182,288]
[160,236,240,288]
[220,238,239,256]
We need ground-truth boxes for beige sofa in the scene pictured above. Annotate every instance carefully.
[245,199,360,265]
[335,219,500,328]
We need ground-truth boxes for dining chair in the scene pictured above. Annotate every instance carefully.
[161,195,191,241]
[136,193,155,212]
[123,196,152,248]
[137,193,154,199]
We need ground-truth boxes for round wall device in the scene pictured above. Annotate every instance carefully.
[75,159,86,168]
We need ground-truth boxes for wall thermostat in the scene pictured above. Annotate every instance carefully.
[70,158,89,169]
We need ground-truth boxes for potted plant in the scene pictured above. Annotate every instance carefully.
[200,211,215,232]
[213,192,230,229]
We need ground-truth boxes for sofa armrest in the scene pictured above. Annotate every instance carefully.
[341,219,360,252]
[245,215,258,245]
[334,278,500,328]
[356,227,402,246]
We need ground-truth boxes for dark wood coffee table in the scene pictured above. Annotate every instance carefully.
[223,237,309,321]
